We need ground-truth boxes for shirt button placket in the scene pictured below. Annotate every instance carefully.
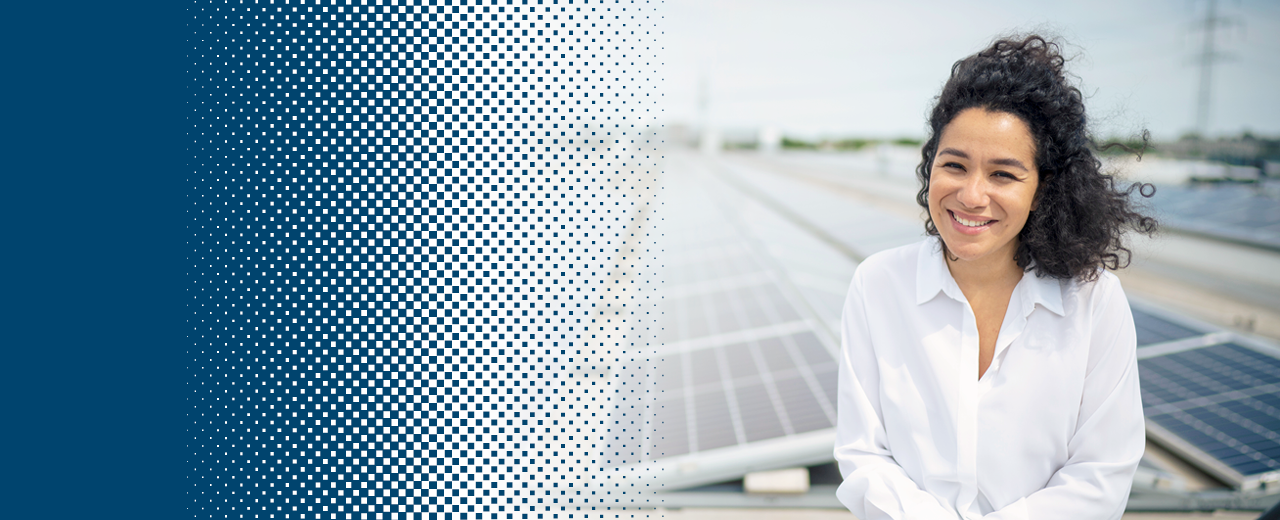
[957,302,981,518]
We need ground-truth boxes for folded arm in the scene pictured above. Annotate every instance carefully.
[981,280,1145,520]
[834,273,961,520]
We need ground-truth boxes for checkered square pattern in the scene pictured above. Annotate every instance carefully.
[190,0,665,518]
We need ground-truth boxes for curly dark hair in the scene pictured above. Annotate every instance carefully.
[915,34,1157,282]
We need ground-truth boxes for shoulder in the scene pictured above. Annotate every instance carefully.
[1060,269,1129,318]
[1059,270,1137,364]
[854,240,928,281]
[846,239,929,299]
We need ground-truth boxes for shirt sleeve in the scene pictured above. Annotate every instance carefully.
[834,270,962,520]
[980,276,1145,520]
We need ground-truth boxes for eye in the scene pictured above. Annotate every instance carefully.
[993,171,1017,180]
[941,161,965,170]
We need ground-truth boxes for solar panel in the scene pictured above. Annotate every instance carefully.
[720,159,925,259]
[1132,305,1206,347]
[607,159,853,490]
[1139,340,1280,489]
[646,330,838,457]
[1152,183,1280,250]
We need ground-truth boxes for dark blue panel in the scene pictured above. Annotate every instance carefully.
[1132,306,1203,346]
[1153,184,1280,249]
[10,2,186,519]
[1141,343,1280,478]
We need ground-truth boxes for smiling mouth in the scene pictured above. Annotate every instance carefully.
[949,210,995,228]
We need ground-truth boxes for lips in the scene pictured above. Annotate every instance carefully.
[947,211,993,227]
[950,210,994,227]
[946,210,998,236]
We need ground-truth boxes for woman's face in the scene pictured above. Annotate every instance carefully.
[928,108,1040,266]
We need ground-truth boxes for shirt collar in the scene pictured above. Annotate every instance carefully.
[915,237,1066,317]
[915,237,952,306]
[1020,266,1066,317]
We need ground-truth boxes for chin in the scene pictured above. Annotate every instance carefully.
[941,230,1024,267]
[945,246,984,262]
[939,237,992,261]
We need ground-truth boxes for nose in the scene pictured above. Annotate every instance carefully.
[955,173,990,209]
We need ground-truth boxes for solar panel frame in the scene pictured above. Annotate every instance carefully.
[1151,183,1280,250]
[1130,296,1220,346]
[1133,306,1206,347]
[1138,331,1280,490]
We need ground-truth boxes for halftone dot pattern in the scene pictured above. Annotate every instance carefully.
[190,0,664,518]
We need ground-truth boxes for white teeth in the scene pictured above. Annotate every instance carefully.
[953,212,993,227]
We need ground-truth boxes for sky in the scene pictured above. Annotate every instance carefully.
[651,0,1280,141]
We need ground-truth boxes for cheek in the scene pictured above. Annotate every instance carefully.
[928,193,946,220]
[1003,193,1036,226]
[926,172,946,209]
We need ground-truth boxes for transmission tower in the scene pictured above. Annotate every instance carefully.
[1192,0,1236,137]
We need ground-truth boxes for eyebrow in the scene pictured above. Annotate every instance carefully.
[937,148,1030,172]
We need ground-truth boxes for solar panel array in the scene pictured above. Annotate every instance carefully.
[1130,296,1280,488]
[595,155,859,494]
[633,163,840,462]
[1139,341,1280,486]
[1153,182,1280,250]
[1133,306,1206,347]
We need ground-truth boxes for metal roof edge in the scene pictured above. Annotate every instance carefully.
[654,484,844,509]
[1126,488,1280,512]
[617,428,837,491]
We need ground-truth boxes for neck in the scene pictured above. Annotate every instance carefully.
[944,241,1024,294]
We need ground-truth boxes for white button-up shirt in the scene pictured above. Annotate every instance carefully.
[834,238,1145,520]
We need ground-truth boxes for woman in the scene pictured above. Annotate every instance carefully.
[834,35,1157,519]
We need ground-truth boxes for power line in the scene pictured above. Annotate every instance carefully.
[1192,0,1237,137]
